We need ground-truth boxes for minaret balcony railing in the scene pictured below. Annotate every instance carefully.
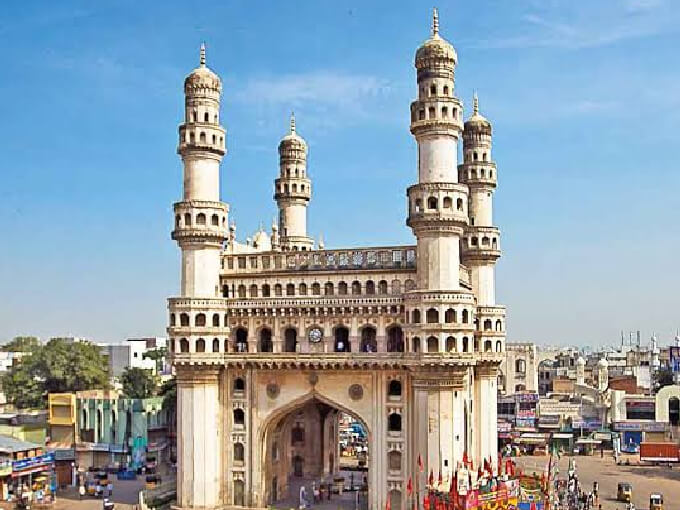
[167,325,230,338]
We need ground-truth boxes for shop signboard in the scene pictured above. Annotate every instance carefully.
[515,393,539,403]
[92,443,110,452]
[109,444,127,453]
[515,418,536,428]
[0,460,12,477]
[613,421,666,432]
[498,421,512,433]
[12,453,54,471]
[517,410,536,418]
[53,448,75,461]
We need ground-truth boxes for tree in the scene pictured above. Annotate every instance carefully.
[0,338,109,409]
[143,347,167,374]
[1,336,40,352]
[654,368,675,391]
[121,367,158,399]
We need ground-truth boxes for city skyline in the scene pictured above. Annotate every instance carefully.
[1,0,679,345]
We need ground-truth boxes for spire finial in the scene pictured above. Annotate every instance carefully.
[200,42,206,67]
[473,91,479,115]
[432,7,439,36]
[290,111,296,135]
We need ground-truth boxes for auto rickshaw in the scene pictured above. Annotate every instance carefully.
[650,493,663,510]
[617,482,632,502]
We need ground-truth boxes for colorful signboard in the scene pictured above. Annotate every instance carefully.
[613,421,666,432]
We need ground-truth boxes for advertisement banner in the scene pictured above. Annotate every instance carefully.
[12,453,54,471]
[515,393,539,403]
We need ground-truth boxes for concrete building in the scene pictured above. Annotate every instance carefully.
[101,337,168,378]
[499,342,538,395]
[168,12,506,510]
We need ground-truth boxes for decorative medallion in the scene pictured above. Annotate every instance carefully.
[308,327,323,343]
[348,384,364,401]
[266,383,280,399]
[308,373,319,386]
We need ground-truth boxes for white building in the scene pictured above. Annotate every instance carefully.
[100,337,167,378]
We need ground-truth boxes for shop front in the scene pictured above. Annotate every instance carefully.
[51,448,76,487]
[11,452,56,504]
[613,421,666,446]
[0,460,12,501]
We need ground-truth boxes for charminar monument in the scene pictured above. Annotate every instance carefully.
[168,9,505,510]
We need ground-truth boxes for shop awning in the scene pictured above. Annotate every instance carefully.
[575,438,602,445]
[551,433,573,439]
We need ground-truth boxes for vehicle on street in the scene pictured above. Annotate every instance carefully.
[649,492,664,510]
[617,482,633,502]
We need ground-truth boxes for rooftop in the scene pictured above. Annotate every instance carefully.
[0,434,41,454]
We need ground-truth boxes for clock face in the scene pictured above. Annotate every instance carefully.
[308,328,323,343]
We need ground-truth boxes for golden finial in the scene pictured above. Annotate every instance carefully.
[473,91,479,115]
[432,7,439,36]
[290,112,296,135]
[200,43,206,67]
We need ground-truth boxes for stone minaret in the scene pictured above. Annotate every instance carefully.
[275,113,313,251]
[406,9,477,479]
[169,43,228,509]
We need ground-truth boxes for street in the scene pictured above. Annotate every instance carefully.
[515,454,680,510]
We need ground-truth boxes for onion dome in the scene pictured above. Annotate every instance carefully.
[597,357,608,368]
[279,112,307,152]
[184,43,222,94]
[415,8,457,69]
[465,93,492,133]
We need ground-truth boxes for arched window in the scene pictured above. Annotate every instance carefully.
[387,326,404,352]
[391,279,401,294]
[234,480,245,507]
[195,313,206,327]
[285,283,294,296]
[496,340,503,352]
[212,338,220,352]
[234,377,245,392]
[462,309,469,323]
[291,424,305,444]
[338,281,348,295]
[259,328,273,352]
[388,413,402,432]
[430,84,437,95]
[484,319,492,331]
[204,112,209,122]
[199,132,206,143]
[412,309,421,323]
[189,132,195,144]
[427,197,438,209]
[211,214,219,226]
[443,197,452,208]
[180,338,189,353]
[427,336,438,352]
[233,408,245,425]
[484,340,492,352]
[515,359,526,373]
[442,106,448,118]
[428,106,435,119]
[462,336,469,353]
[443,85,449,96]
[249,284,258,298]
[311,282,321,295]
[360,327,377,352]
[457,198,463,211]
[388,380,402,397]
[196,338,206,352]
[299,283,307,295]
[235,328,248,352]
[388,450,402,471]
[212,313,220,327]
[378,280,388,294]
[426,308,439,324]
[184,213,191,225]
[324,282,334,295]
[351,281,361,295]
[446,336,456,352]
[404,279,416,291]
[180,313,189,327]
[496,320,502,332]
[175,215,180,227]
[234,442,244,463]
[444,308,456,323]
[262,284,271,297]
[334,326,350,352]
[365,280,375,295]
[284,328,297,352]
[237,285,246,298]
[412,337,421,352]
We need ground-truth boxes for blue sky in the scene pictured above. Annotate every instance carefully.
[1,0,679,347]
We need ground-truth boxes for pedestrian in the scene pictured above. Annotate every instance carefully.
[107,481,113,497]
[79,484,86,500]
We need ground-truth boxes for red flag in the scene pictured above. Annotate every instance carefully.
[462,451,469,467]
[477,466,483,479]
[428,469,434,487]
[483,457,491,474]
[407,477,413,496]
[418,454,424,472]
[386,493,391,510]
[424,493,430,510]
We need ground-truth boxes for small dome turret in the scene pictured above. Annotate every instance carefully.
[576,356,586,367]
[415,8,457,69]
[278,112,307,152]
[465,93,492,133]
[597,357,608,368]
[185,43,222,95]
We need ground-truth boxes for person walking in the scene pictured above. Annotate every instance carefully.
[79,484,86,500]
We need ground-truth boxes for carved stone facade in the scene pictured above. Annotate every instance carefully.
[169,12,505,510]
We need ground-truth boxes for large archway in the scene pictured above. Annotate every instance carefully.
[261,393,371,510]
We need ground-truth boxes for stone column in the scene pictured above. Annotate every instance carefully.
[473,364,498,470]
[176,364,222,509]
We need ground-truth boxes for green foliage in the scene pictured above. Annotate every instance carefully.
[1,336,40,352]
[654,367,675,390]
[0,338,110,409]
[142,347,167,374]
[159,377,176,413]
[121,367,159,399]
